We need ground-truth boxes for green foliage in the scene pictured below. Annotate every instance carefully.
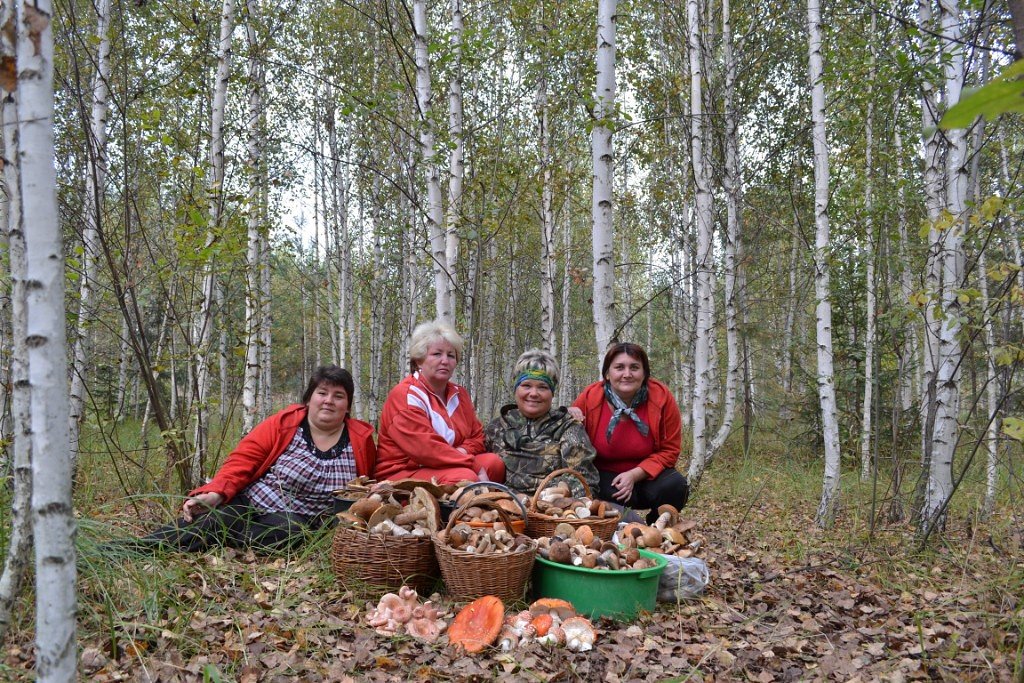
[941,60,1024,128]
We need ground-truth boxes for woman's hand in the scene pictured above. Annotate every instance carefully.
[567,406,584,423]
[610,467,646,503]
[181,492,224,522]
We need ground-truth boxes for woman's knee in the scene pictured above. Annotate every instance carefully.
[473,452,506,483]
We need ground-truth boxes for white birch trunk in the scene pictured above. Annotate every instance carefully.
[687,0,715,486]
[894,117,917,414]
[69,0,111,464]
[0,63,32,642]
[538,71,556,354]
[782,231,798,404]
[974,114,998,515]
[194,0,235,485]
[243,0,263,433]
[708,0,740,459]
[807,0,842,528]
[15,1,77,674]
[591,0,617,356]
[921,0,966,536]
[445,0,464,320]
[918,0,944,509]
[559,213,573,406]
[860,15,877,482]
[413,0,452,325]
[0,94,10,467]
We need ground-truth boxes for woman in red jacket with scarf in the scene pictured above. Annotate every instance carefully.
[138,365,376,552]
[572,343,689,524]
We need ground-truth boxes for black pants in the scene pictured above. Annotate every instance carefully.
[138,495,316,553]
[598,468,689,525]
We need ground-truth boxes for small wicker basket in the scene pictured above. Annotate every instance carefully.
[526,468,620,541]
[433,499,537,603]
[330,524,439,593]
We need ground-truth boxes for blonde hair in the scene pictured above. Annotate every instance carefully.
[408,320,465,373]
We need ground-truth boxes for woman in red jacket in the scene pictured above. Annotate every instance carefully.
[375,320,505,484]
[139,365,376,552]
[572,343,689,524]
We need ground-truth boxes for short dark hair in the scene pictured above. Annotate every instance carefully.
[302,365,355,407]
[601,342,651,382]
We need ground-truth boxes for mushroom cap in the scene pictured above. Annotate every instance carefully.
[662,527,687,545]
[529,597,576,621]
[349,495,383,521]
[390,478,447,499]
[561,616,597,651]
[547,540,572,565]
[409,487,442,532]
[574,525,594,545]
[367,503,403,530]
[448,595,505,653]
[553,522,576,539]
[639,525,662,548]
[336,511,367,528]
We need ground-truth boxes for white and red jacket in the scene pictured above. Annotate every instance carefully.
[374,373,487,480]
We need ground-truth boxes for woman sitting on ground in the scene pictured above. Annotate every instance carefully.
[138,365,376,552]
[484,349,598,497]
[571,342,689,523]
[374,320,505,484]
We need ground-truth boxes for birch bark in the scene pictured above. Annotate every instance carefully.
[445,0,464,321]
[69,0,111,463]
[687,0,715,486]
[708,0,740,459]
[807,0,842,528]
[0,51,32,641]
[591,0,617,356]
[413,0,452,324]
[860,12,877,482]
[243,0,264,433]
[920,0,967,536]
[15,1,77,675]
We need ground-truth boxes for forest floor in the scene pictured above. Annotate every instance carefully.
[3,457,1023,682]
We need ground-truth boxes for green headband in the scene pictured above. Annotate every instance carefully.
[514,369,556,392]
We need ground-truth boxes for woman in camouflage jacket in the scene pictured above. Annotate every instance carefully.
[484,349,599,496]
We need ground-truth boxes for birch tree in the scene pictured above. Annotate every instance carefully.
[591,0,617,356]
[920,0,967,536]
[688,0,716,486]
[0,38,31,639]
[192,0,235,485]
[859,11,877,482]
[243,0,265,433]
[413,0,452,325]
[807,0,842,528]
[445,0,464,321]
[68,0,111,465]
[13,0,77,675]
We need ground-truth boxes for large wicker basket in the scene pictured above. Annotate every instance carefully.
[433,499,537,603]
[331,524,439,593]
[526,468,620,541]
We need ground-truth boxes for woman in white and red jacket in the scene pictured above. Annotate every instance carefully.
[572,343,689,524]
[375,320,505,484]
[138,365,375,552]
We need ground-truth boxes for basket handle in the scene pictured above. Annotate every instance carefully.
[452,481,529,520]
[442,497,518,538]
[528,467,594,512]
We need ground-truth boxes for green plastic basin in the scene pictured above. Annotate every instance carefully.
[531,548,667,620]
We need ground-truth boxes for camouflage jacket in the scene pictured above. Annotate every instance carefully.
[484,405,599,497]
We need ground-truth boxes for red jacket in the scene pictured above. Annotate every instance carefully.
[375,374,486,480]
[190,404,377,503]
[572,378,682,480]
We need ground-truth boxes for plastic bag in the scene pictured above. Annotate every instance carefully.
[656,555,710,602]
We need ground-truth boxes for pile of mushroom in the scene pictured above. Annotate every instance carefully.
[365,585,447,642]
[533,481,618,521]
[337,487,442,538]
[537,522,658,571]
[497,598,597,652]
[619,504,703,558]
[436,523,534,556]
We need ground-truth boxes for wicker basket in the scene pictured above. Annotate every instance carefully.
[331,524,439,593]
[526,468,620,541]
[433,499,537,603]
